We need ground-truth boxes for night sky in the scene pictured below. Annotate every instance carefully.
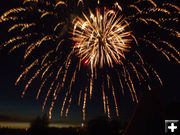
[0,0,180,126]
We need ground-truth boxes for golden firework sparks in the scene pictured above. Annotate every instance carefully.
[72,8,132,68]
[0,0,179,121]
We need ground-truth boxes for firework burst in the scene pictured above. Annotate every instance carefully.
[72,8,132,68]
[0,0,180,120]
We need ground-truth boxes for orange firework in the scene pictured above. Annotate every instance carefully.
[0,0,179,120]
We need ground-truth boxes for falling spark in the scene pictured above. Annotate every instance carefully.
[82,87,87,120]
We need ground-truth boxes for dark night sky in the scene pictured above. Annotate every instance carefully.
[0,0,180,125]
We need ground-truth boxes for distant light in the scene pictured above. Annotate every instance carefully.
[81,123,84,127]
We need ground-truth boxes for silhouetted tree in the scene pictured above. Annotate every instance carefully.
[30,114,49,129]
[87,117,113,135]
[111,120,125,134]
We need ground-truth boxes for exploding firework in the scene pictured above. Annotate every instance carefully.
[72,8,132,68]
[0,0,180,120]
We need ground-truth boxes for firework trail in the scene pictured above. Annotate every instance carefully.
[0,0,180,120]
